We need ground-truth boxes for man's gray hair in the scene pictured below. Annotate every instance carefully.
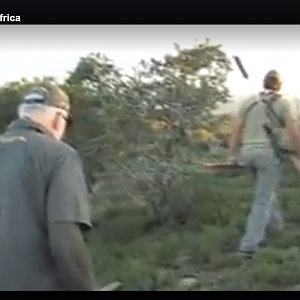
[17,103,63,119]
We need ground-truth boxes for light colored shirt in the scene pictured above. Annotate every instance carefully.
[237,90,292,150]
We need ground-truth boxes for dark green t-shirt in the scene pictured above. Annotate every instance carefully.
[0,119,91,291]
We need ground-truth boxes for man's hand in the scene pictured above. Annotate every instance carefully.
[284,114,300,158]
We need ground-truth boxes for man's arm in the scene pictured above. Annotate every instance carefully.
[278,99,300,157]
[46,152,94,291]
[228,99,251,159]
[49,223,94,291]
[228,115,245,158]
[284,113,300,157]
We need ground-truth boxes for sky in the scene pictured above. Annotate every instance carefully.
[0,25,299,98]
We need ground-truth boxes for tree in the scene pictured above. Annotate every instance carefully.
[0,40,233,224]
[65,40,232,222]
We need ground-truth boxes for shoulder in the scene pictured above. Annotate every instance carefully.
[278,94,291,105]
[272,94,292,111]
[241,95,257,108]
[27,132,81,172]
[259,91,291,111]
[30,132,77,156]
[237,95,257,117]
[44,137,79,164]
[276,95,295,119]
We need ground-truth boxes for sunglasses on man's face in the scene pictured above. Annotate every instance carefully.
[59,112,73,127]
[64,114,73,127]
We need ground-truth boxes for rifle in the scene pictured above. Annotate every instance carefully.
[201,161,245,173]
[262,123,293,162]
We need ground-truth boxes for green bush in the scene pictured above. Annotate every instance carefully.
[90,170,300,291]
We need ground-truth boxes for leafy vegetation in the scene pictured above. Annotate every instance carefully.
[1,39,300,291]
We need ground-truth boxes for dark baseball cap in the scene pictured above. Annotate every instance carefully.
[23,84,70,112]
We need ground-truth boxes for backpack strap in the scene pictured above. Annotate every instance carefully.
[243,100,259,117]
[243,92,283,126]
[261,97,285,128]
[261,95,294,162]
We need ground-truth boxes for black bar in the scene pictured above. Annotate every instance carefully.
[0,7,299,24]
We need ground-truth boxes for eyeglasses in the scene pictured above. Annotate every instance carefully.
[59,113,73,127]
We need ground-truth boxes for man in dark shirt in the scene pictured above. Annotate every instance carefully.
[0,84,94,291]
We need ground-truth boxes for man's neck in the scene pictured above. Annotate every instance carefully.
[20,117,55,138]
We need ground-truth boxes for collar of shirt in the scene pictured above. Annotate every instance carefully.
[7,118,54,138]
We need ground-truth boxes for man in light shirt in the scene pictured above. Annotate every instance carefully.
[228,70,300,258]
